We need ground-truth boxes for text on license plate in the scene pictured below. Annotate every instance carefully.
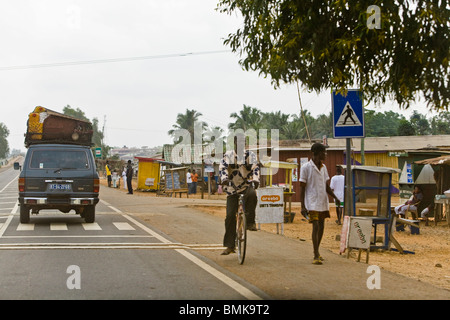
[49,184,71,190]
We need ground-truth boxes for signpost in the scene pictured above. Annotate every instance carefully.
[94,147,102,159]
[332,89,365,217]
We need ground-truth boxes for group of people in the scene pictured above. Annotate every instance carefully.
[103,137,432,266]
[394,185,433,220]
[105,160,134,195]
[186,169,198,194]
[218,133,342,265]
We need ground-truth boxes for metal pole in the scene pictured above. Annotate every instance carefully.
[345,138,353,216]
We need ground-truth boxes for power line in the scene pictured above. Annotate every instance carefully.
[0,50,231,71]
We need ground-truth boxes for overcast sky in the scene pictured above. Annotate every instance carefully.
[0,0,433,152]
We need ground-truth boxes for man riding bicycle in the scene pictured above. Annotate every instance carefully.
[219,133,260,255]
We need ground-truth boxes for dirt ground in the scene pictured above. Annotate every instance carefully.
[105,178,450,292]
[194,201,450,292]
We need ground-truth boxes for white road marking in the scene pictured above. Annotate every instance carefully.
[0,174,19,193]
[0,201,18,238]
[82,222,102,230]
[113,222,135,230]
[17,223,35,231]
[50,223,68,231]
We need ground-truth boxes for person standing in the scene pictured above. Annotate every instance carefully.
[330,166,345,225]
[300,143,339,265]
[105,161,112,187]
[126,160,133,194]
[186,169,193,194]
[219,133,260,255]
[191,169,198,194]
[122,166,127,190]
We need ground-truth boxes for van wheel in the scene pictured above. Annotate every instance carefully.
[20,205,30,223]
[84,206,95,223]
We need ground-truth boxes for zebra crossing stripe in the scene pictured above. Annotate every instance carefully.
[81,222,102,230]
[113,222,135,230]
[17,223,35,231]
[50,223,68,231]
[14,221,135,231]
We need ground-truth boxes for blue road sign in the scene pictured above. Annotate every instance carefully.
[332,89,365,138]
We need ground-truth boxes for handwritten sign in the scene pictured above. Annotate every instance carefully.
[348,217,372,249]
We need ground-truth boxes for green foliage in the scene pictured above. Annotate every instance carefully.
[62,105,107,157]
[168,109,208,144]
[0,123,9,158]
[217,0,450,111]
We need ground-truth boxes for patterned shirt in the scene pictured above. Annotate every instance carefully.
[219,150,260,196]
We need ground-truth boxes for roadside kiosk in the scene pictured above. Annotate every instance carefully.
[135,157,162,191]
[163,167,189,197]
[262,160,299,223]
[342,165,401,251]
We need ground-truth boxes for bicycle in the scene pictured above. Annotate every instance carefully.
[236,192,247,264]
[227,180,252,265]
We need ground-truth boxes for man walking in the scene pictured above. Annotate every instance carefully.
[126,160,133,194]
[300,143,339,265]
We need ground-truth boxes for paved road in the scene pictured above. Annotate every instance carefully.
[0,165,269,301]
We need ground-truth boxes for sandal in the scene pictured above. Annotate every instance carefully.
[312,259,323,265]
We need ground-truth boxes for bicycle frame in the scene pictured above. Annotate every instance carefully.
[236,193,247,264]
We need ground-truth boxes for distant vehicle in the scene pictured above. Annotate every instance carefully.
[15,107,99,223]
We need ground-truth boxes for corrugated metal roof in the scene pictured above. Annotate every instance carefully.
[415,155,450,165]
[278,135,450,152]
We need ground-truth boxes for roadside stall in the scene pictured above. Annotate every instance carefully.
[262,160,299,223]
[415,155,450,226]
[341,165,400,251]
[135,157,162,192]
[163,167,189,198]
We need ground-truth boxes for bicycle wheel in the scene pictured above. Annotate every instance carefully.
[236,211,247,264]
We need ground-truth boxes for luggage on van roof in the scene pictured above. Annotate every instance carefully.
[25,106,93,148]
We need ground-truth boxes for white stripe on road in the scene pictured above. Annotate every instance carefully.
[17,223,35,231]
[101,199,264,300]
[50,223,68,231]
[82,222,102,230]
[0,201,18,238]
[0,173,19,193]
[113,222,135,230]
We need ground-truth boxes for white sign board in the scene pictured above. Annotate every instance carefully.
[348,217,372,249]
[256,187,284,224]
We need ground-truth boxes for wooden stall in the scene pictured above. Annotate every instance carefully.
[163,167,189,198]
[342,165,401,251]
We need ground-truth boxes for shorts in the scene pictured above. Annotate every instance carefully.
[308,210,330,223]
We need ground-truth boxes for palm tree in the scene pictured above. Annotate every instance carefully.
[281,116,305,140]
[262,110,290,139]
[228,104,263,131]
[168,109,207,144]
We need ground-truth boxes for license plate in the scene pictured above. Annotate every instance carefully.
[49,184,71,191]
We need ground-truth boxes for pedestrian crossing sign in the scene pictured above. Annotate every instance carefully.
[332,89,365,138]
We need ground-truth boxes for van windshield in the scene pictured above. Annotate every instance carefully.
[30,150,89,169]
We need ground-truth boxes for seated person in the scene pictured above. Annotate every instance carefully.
[394,185,423,218]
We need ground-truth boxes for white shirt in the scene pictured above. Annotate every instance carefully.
[330,174,345,202]
[300,160,330,212]
[186,172,192,184]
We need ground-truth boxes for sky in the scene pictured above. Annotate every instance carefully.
[0,0,436,153]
